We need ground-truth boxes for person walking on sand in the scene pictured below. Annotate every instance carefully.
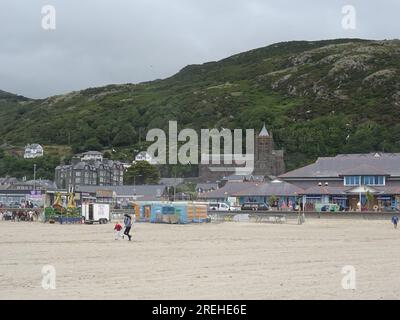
[123,214,132,241]
[114,221,123,240]
[392,215,399,229]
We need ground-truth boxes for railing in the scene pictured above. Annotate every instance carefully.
[110,209,135,222]
[206,210,396,222]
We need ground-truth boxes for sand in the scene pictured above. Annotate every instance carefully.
[0,219,399,300]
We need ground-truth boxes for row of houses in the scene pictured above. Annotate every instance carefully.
[0,179,169,209]
[3,152,400,212]
[198,153,400,212]
[54,151,160,189]
[55,152,125,188]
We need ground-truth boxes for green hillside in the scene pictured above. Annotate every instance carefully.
[1,38,400,178]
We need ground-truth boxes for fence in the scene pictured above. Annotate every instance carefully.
[207,210,396,223]
[110,209,135,222]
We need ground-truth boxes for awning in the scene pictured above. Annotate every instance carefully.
[345,185,380,194]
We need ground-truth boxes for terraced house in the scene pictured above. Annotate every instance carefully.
[279,153,400,211]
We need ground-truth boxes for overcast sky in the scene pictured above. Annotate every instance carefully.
[1,0,399,98]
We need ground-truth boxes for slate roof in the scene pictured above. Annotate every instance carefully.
[280,153,400,178]
[196,183,219,191]
[25,144,43,149]
[197,182,259,199]
[75,185,167,199]
[82,151,103,155]
[339,164,389,176]
[224,174,265,182]
[300,186,347,195]
[160,178,185,187]
[259,123,270,137]
[233,180,304,196]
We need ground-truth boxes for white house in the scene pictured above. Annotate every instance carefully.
[80,151,103,162]
[134,151,158,165]
[24,144,44,159]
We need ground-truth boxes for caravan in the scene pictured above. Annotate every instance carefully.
[81,203,110,224]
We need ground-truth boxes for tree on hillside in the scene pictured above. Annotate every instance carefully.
[84,137,102,151]
[124,161,160,185]
[112,124,137,147]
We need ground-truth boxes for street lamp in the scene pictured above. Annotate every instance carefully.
[133,174,142,196]
[173,169,177,202]
[33,164,37,191]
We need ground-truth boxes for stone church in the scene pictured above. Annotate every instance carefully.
[198,124,285,182]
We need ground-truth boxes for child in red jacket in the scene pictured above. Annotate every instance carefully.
[114,222,123,240]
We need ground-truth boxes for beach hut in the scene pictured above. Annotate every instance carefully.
[187,203,208,223]
[131,201,208,224]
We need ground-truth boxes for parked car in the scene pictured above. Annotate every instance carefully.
[315,203,344,212]
[241,202,270,211]
[229,205,242,211]
[208,203,234,211]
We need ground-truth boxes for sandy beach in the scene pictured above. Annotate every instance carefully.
[0,219,399,300]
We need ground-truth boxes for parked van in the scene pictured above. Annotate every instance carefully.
[208,203,234,211]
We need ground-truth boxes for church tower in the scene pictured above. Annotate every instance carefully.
[198,123,285,182]
[253,124,285,177]
[256,123,274,160]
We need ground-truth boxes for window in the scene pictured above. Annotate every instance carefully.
[362,176,385,186]
[75,171,81,177]
[344,176,360,186]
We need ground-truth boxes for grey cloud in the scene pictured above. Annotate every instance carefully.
[0,0,399,98]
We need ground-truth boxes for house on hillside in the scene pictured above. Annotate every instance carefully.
[24,144,44,159]
[80,151,103,162]
[134,151,158,165]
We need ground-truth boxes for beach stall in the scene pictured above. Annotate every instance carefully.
[187,203,208,223]
[131,201,209,224]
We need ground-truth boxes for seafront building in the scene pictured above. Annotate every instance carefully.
[199,152,400,212]
[279,153,400,211]
[55,153,125,189]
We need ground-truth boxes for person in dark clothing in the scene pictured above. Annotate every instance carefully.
[392,215,399,229]
[123,214,132,241]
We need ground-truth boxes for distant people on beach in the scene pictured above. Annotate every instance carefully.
[123,214,132,241]
[114,221,123,240]
[392,215,399,229]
